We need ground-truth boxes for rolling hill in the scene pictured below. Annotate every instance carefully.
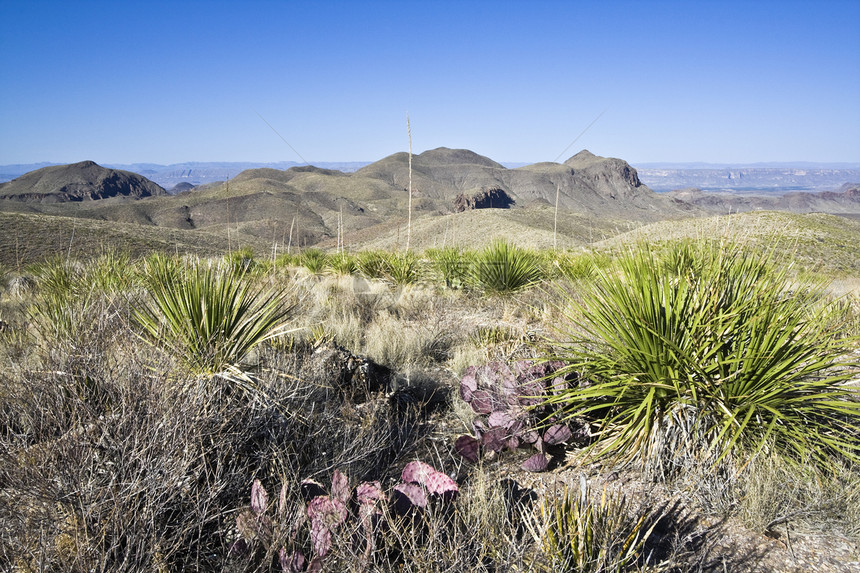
[3,149,860,265]
[0,149,697,256]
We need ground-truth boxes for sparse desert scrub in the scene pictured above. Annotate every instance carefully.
[732,453,860,535]
[3,238,860,571]
[543,239,860,479]
[1,286,445,571]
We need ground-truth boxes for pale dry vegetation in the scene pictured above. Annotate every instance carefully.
[0,238,858,572]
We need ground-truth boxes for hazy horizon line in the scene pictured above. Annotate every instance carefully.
[3,158,860,171]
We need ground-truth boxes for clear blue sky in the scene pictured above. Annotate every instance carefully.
[2,0,858,165]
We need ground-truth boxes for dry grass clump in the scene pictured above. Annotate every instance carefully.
[286,269,520,373]
[689,452,860,537]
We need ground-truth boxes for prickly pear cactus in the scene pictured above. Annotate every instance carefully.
[455,360,588,471]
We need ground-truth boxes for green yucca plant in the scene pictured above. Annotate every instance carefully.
[469,240,543,293]
[329,253,358,276]
[91,250,136,292]
[544,240,860,476]
[527,475,661,573]
[28,255,80,299]
[28,255,96,345]
[275,252,298,269]
[225,247,256,275]
[426,247,470,288]
[356,250,390,280]
[385,251,424,285]
[299,248,329,274]
[135,257,293,374]
[551,252,609,282]
[29,287,99,347]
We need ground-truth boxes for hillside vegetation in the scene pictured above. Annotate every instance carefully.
[0,149,700,253]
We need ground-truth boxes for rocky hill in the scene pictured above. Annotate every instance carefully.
[0,161,166,202]
[0,149,700,252]
[5,150,860,255]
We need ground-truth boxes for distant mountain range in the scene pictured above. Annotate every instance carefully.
[0,161,371,191]
[3,160,859,194]
[636,166,860,193]
[2,150,860,262]
[0,149,696,253]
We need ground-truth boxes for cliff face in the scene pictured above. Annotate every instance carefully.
[0,161,166,202]
[453,187,515,212]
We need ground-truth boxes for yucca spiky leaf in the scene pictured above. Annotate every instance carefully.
[135,257,293,374]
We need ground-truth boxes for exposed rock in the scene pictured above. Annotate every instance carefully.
[303,343,394,400]
[665,182,860,214]
[563,150,645,200]
[453,187,515,212]
[819,182,860,201]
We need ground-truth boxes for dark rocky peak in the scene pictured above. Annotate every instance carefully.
[819,183,860,201]
[170,182,196,195]
[453,187,515,212]
[0,161,166,202]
